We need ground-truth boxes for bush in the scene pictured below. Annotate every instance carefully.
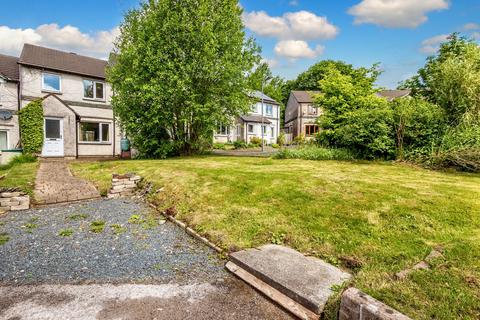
[233,141,247,149]
[293,134,306,145]
[274,146,356,161]
[19,100,44,155]
[277,132,286,146]
[250,136,262,145]
[271,143,280,149]
[213,142,226,150]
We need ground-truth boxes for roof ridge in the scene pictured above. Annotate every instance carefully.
[21,43,107,63]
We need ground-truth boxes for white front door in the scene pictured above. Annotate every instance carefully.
[42,118,64,157]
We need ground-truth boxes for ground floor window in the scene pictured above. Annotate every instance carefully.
[305,124,319,136]
[248,124,254,133]
[80,122,110,143]
[0,130,7,150]
[216,124,230,135]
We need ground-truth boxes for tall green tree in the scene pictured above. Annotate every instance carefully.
[108,0,260,157]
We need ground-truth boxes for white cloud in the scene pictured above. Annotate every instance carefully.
[420,34,449,54]
[274,40,324,59]
[243,10,338,40]
[348,0,449,28]
[464,23,480,31]
[0,24,119,59]
[261,58,279,68]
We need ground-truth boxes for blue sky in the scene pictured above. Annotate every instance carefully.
[0,0,479,88]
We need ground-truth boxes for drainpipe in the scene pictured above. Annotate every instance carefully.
[76,116,79,159]
[261,80,265,152]
[17,81,21,148]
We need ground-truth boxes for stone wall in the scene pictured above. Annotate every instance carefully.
[0,190,30,212]
[339,288,411,320]
[107,173,141,199]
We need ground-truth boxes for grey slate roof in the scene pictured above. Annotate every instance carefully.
[377,89,411,101]
[240,115,272,124]
[250,90,279,105]
[0,54,19,81]
[291,91,321,103]
[18,44,107,79]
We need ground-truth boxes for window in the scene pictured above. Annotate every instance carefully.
[308,105,318,115]
[271,127,275,138]
[42,73,61,92]
[262,126,267,134]
[248,124,254,133]
[45,119,61,139]
[80,122,110,142]
[0,131,7,150]
[83,80,105,100]
[305,125,319,136]
[266,104,273,116]
[216,124,230,135]
[251,104,257,113]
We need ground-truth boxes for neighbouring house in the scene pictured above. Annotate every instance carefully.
[214,91,281,144]
[0,54,21,164]
[284,90,321,141]
[18,44,121,158]
[284,89,411,141]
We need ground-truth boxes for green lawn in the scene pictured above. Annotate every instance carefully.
[0,160,38,194]
[71,156,480,319]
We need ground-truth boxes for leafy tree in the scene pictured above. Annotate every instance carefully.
[247,62,287,125]
[391,98,445,160]
[315,65,395,159]
[108,0,260,157]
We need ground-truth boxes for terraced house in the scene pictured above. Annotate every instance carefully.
[0,44,122,161]
[214,91,281,144]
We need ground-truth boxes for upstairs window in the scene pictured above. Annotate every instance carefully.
[42,73,61,92]
[308,105,318,115]
[80,122,110,143]
[248,124,254,133]
[266,104,273,116]
[83,80,105,100]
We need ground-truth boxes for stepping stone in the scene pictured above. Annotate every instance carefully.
[228,244,351,316]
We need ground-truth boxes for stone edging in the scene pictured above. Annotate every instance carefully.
[0,191,30,213]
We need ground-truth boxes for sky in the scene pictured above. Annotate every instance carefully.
[0,0,479,88]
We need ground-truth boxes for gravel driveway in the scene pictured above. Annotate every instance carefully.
[0,199,292,320]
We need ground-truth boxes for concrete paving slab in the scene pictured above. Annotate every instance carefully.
[229,244,351,314]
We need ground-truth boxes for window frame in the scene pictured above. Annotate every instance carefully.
[216,124,230,136]
[41,72,62,93]
[266,104,273,116]
[83,79,105,101]
[248,124,254,133]
[0,130,8,150]
[308,105,318,115]
[79,121,111,144]
[305,124,319,136]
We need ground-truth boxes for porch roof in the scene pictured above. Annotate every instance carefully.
[240,115,272,124]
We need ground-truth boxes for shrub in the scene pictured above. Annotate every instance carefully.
[250,136,262,145]
[274,146,356,161]
[271,143,280,149]
[19,100,44,155]
[233,141,247,149]
[293,134,306,145]
[213,142,226,150]
[277,132,286,146]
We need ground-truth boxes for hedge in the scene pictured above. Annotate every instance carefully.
[19,100,44,154]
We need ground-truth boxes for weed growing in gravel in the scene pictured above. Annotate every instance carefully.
[68,213,89,221]
[22,223,37,233]
[90,220,105,233]
[153,263,163,270]
[111,224,127,235]
[128,214,144,224]
[0,232,9,245]
[142,216,159,230]
[59,229,74,237]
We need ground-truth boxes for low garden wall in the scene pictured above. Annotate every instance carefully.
[0,189,30,212]
[107,173,142,199]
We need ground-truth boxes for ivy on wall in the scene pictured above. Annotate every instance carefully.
[19,100,44,155]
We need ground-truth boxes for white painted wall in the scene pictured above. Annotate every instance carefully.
[0,80,20,150]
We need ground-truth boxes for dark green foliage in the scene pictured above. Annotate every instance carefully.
[274,146,356,161]
[233,141,247,149]
[108,0,259,157]
[18,100,43,155]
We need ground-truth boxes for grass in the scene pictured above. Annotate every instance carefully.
[111,224,127,235]
[274,145,357,161]
[68,213,89,221]
[59,229,74,237]
[0,232,9,245]
[71,156,480,319]
[21,223,37,233]
[0,155,38,194]
[90,220,105,233]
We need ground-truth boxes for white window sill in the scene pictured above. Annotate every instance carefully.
[83,98,106,103]
[78,141,112,145]
[42,90,62,94]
